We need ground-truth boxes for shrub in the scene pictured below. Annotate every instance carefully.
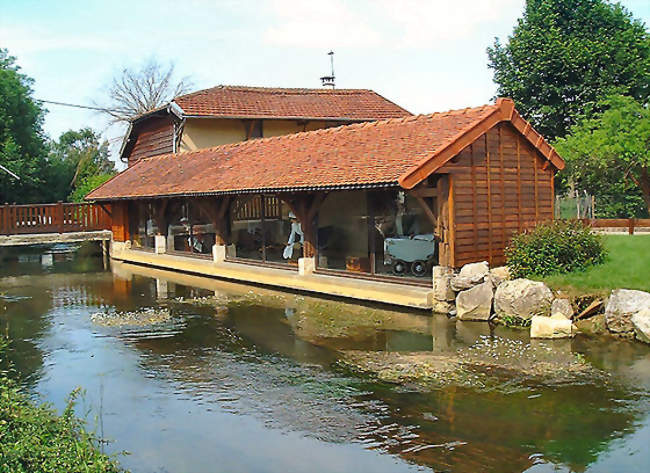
[0,337,125,473]
[505,221,607,278]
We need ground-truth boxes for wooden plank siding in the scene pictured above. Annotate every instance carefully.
[110,201,129,242]
[127,116,175,166]
[438,123,554,267]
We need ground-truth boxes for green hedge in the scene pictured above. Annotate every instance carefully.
[505,221,607,278]
[0,338,125,473]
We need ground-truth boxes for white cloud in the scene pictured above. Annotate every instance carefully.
[263,0,522,49]
[0,26,115,56]
[263,0,382,48]
[375,0,522,47]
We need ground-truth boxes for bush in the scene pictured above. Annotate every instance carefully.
[505,221,607,278]
[0,337,125,473]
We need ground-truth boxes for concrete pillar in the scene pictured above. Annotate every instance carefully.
[298,256,316,276]
[212,244,227,263]
[154,234,167,254]
[156,278,168,299]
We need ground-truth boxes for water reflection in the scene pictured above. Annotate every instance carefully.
[0,247,648,473]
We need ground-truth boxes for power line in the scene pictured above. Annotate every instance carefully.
[36,99,119,113]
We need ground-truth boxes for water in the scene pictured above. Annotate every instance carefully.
[1,243,649,473]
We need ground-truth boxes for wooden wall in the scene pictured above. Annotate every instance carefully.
[111,201,129,242]
[438,122,554,267]
[126,117,174,166]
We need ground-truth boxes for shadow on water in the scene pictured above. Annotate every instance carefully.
[0,246,649,473]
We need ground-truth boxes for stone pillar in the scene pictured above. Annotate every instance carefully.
[432,265,455,313]
[298,256,316,276]
[433,265,455,301]
[154,234,167,254]
[212,244,227,263]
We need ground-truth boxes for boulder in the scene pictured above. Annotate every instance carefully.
[575,314,606,336]
[432,266,455,301]
[530,315,574,339]
[456,281,494,321]
[451,261,489,291]
[632,309,650,344]
[551,298,574,319]
[494,279,553,320]
[604,289,650,334]
[489,266,510,286]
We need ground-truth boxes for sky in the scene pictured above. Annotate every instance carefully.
[1,0,649,167]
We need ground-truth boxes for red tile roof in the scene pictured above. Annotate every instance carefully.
[173,86,412,120]
[88,99,564,201]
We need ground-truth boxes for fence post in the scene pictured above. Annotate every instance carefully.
[57,201,64,233]
[628,218,634,235]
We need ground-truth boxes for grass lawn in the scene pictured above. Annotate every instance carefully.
[538,234,650,294]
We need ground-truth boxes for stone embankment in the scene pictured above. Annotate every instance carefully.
[433,262,650,344]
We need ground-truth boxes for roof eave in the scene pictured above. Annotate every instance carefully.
[88,181,400,202]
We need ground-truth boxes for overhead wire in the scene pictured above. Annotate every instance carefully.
[36,99,119,113]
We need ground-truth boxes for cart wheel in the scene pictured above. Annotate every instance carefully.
[411,260,428,277]
[392,260,409,275]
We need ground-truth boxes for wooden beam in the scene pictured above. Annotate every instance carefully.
[412,195,436,227]
[448,175,456,268]
[409,187,438,198]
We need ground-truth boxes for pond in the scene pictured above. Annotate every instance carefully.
[1,243,649,473]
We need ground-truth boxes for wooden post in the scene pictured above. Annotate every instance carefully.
[629,218,635,235]
[194,196,231,246]
[436,176,451,267]
[57,201,64,233]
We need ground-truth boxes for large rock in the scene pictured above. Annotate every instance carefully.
[456,281,494,321]
[605,289,650,334]
[450,261,489,291]
[551,298,574,319]
[575,314,606,336]
[530,315,574,339]
[494,279,553,320]
[632,309,650,344]
[489,266,510,286]
[432,266,455,301]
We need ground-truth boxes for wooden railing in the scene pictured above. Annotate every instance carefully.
[0,202,111,235]
[579,218,650,235]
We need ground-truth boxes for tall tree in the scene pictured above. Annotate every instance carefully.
[487,0,649,140]
[0,48,48,203]
[99,58,192,123]
[554,95,650,216]
[45,128,116,202]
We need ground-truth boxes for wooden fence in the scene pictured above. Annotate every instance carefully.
[0,202,111,235]
[579,218,650,235]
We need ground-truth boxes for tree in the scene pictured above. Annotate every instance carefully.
[554,95,650,216]
[0,48,48,203]
[488,0,649,140]
[68,174,115,203]
[99,58,192,123]
[44,128,116,202]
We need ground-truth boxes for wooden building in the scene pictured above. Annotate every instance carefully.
[119,86,412,167]
[89,98,563,307]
